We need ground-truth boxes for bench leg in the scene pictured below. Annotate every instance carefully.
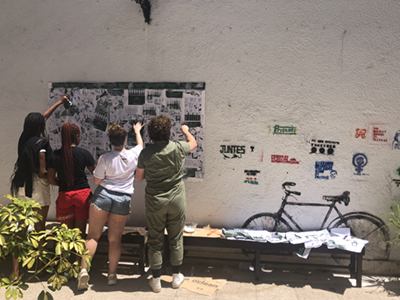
[254,249,260,281]
[349,254,356,278]
[356,253,363,288]
[139,242,145,275]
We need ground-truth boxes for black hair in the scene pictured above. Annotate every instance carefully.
[11,112,46,196]
[17,113,46,156]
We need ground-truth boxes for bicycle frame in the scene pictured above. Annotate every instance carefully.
[276,192,348,231]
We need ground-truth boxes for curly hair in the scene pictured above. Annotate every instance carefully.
[108,123,127,146]
[147,115,171,141]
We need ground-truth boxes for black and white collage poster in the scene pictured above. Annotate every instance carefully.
[47,82,205,179]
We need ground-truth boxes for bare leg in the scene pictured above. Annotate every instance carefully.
[33,205,49,273]
[34,205,49,232]
[64,219,87,261]
[81,204,108,270]
[107,214,128,274]
[72,220,88,239]
[12,257,19,278]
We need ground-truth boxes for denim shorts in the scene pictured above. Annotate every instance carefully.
[91,185,131,216]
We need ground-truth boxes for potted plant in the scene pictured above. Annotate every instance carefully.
[0,195,91,300]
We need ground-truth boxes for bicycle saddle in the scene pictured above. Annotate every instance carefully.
[322,191,350,206]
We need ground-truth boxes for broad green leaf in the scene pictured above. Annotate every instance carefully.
[59,275,68,284]
[22,257,33,268]
[62,242,69,251]
[55,244,62,255]
[30,237,39,248]
[57,263,63,273]
[2,277,11,285]
[47,274,56,284]
[27,257,36,269]
[18,283,28,291]
[38,290,45,300]
[0,234,5,246]
[16,288,23,298]
[51,277,58,290]
[5,287,12,299]
[11,287,17,299]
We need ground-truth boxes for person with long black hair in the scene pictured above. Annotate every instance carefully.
[47,123,96,236]
[10,94,69,277]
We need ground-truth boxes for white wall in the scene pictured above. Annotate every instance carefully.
[1,0,400,270]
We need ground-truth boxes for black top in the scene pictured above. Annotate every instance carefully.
[48,147,95,192]
[13,136,52,197]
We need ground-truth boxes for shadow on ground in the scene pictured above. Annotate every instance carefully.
[1,254,399,298]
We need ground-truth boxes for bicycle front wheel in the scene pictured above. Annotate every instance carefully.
[329,214,390,260]
[242,213,292,232]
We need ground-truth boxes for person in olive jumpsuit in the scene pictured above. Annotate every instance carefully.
[135,115,197,293]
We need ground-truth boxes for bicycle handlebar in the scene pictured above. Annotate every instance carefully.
[282,182,301,196]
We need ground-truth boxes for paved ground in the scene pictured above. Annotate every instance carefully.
[1,254,400,300]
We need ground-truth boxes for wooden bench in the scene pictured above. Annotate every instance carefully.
[179,230,365,287]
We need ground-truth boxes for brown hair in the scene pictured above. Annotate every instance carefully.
[61,123,80,190]
[108,123,127,146]
[147,115,171,141]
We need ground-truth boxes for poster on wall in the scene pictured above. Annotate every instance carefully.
[47,82,206,179]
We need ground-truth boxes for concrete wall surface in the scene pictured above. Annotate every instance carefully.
[1,0,400,272]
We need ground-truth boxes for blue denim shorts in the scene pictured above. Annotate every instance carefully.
[91,185,131,216]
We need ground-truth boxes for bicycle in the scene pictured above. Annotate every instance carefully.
[242,182,390,260]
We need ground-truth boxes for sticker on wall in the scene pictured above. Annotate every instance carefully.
[220,145,245,159]
[309,139,339,155]
[369,124,389,144]
[392,130,400,149]
[271,155,299,164]
[270,125,297,135]
[352,153,369,176]
[244,170,260,185]
[355,128,367,139]
[315,161,337,179]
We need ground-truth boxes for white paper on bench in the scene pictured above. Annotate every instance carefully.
[222,228,368,259]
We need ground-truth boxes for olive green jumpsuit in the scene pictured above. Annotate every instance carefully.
[137,140,190,270]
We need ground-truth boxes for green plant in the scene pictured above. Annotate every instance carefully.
[0,195,91,300]
[388,202,400,246]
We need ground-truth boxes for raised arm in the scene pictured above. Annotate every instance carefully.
[42,94,69,121]
[181,125,197,152]
[133,122,145,147]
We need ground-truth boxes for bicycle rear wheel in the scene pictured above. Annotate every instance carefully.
[242,213,292,232]
[329,213,390,260]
